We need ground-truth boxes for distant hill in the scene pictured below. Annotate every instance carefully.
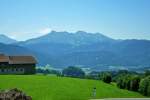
[0,43,57,66]
[15,31,150,70]
[0,34,17,44]
[0,43,32,55]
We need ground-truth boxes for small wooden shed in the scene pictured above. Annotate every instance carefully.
[0,54,37,74]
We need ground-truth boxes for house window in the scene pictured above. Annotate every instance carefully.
[4,69,7,72]
[15,68,18,71]
[10,69,13,72]
[12,68,17,72]
[20,68,24,72]
[1,69,4,72]
[7,69,9,72]
[12,68,15,72]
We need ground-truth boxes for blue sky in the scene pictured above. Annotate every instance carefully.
[0,0,150,40]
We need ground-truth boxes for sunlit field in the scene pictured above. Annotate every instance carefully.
[0,75,145,100]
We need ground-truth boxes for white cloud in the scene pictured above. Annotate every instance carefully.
[39,28,52,35]
[4,28,52,41]
[7,32,35,41]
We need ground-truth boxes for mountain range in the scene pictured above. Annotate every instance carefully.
[0,31,150,70]
[0,34,17,44]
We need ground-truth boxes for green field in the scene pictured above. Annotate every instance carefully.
[0,75,145,100]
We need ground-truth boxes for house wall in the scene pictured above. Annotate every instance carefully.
[0,64,36,74]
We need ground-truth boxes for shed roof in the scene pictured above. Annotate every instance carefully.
[9,56,37,64]
[0,54,37,64]
[0,54,9,62]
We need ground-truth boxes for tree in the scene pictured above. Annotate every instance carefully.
[145,70,150,77]
[117,76,125,89]
[99,72,112,83]
[118,70,129,75]
[85,71,100,80]
[139,76,150,96]
[130,76,141,91]
[116,74,132,90]
[62,66,85,78]
[36,68,44,73]
[147,82,150,96]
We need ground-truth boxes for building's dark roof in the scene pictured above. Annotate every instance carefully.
[0,54,37,64]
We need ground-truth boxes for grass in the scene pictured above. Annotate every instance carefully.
[0,75,145,100]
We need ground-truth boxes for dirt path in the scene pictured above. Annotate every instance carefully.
[91,98,150,100]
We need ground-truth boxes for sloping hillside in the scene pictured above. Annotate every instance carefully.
[0,75,144,100]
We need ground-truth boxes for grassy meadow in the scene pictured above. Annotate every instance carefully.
[0,75,145,100]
